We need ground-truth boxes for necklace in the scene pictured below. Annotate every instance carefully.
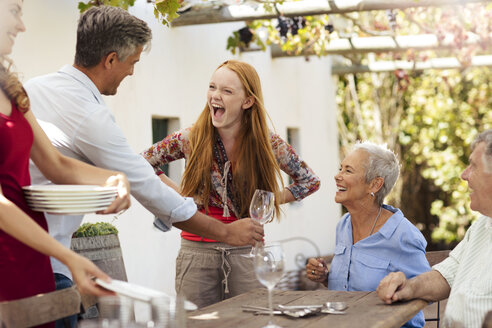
[369,206,382,237]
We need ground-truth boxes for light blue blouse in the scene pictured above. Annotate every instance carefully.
[328,204,431,328]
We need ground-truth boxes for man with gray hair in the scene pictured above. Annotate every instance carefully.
[377,129,492,328]
[26,6,263,327]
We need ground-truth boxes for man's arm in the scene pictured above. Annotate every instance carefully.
[174,211,264,246]
[73,110,262,246]
[159,174,180,193]
[156,177,264,246]
[377,270,451,304]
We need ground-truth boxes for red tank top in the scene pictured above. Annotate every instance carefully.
[0,103,55,325]
[181,206,238,242]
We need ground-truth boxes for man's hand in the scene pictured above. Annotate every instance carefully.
[224,218,264,246]
[100,173,131,214]
[377,271,411,304]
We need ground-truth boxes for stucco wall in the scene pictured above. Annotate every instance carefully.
[13,0,340,297]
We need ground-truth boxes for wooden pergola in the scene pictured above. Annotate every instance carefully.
[172,0,488,26]
[170,0,492,74]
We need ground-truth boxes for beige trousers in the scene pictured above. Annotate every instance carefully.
[175,239,263,309]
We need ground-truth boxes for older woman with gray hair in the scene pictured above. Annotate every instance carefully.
[306,141,430,328]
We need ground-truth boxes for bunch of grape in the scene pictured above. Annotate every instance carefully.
[276,16,306,38]
[238,26,254,47]
[325,24,334,34]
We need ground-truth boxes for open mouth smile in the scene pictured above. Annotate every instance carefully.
[212,104,225,117]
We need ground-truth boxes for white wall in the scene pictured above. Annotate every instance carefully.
[13,0,340,297]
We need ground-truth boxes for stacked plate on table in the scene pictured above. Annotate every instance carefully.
[23,185,118,215]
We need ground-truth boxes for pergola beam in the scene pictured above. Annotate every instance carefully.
[270,33,492,57]
[331,55,492,74]
[172,0,489,27]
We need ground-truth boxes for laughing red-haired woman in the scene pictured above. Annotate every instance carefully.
[142,59,320,308]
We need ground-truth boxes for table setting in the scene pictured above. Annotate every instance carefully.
[186,188,428,328]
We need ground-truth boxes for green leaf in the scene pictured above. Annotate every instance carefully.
[155,0,181,26]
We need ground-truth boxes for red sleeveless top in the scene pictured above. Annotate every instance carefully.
[0,104,55,320]
[181,206,238,242]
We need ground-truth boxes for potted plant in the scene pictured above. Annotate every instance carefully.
[71,222,128,282]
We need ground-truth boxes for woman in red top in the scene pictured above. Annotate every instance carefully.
[142,60,320,308]
[0,0,131,316]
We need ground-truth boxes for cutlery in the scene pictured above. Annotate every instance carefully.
[277,304,323,310]
[277,302,347,315]
[242,305,320,318]
[242,305,271,311]
[252,309,318,318]
[320,308,346,315]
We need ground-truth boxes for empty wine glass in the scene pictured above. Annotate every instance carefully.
[242,189,275,258]
[254,242,285,328]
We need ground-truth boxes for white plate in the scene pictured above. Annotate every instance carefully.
[95,279,198,310]
[28,203,113,210]
[25,194,117,201]
[28,203,111,209]
[24,190,117,197]
[27,199,114,207]
[23,185,118,193]
[30,205,110,214]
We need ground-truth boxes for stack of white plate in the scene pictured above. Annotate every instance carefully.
[23,185,118,215]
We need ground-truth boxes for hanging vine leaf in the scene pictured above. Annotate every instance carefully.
[154,0,182,26]
[78,0,182,27]
[78,0,136,12]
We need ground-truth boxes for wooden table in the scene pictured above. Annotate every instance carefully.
[187,288,428,328]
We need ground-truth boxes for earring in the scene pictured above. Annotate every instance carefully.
[370,192,374,197]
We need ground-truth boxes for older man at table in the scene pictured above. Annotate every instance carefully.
[377,129,492,328]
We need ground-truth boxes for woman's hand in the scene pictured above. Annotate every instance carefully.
[99,173,131,214]
[66,252,115,296]
[306,257,329,286]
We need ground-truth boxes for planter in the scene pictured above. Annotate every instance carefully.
[70,234,127,282]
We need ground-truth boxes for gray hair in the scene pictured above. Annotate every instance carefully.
[352,141,400,205]
[75,6,152,68]
[471,129,492,173]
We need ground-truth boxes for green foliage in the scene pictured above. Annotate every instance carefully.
[73,222,118,238]
[227,22,267,55]
[226,2,492,64]
[336,67,492,246]
[154,0,181,27]
[400,68,492,242]
[227,14,333,57]
[78,0,136,12]
[227,31,242,55]
[78,0,181,26]
[260,0,287,13]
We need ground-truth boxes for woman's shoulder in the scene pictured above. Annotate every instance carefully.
[336,212,352,230]
[383,205,427,247]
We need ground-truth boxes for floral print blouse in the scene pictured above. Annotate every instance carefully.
[141,127,320,218]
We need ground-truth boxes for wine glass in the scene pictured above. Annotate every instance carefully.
[242,189,275,258]
[254,242,285,328]
[97,295,134,327]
